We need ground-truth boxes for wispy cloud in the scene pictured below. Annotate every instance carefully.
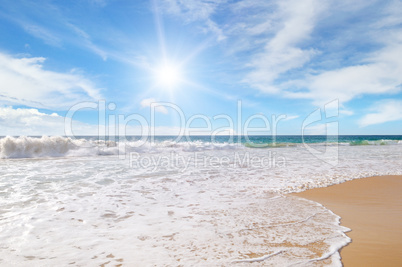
[162,0,325,92]
[243,0,325,93]
[161,0,227,41]
[285,33,402,105]
[283,115,299,121]
[359,100,402,127]
[161,0,402,106]
[262,0,402,104]
[23,24,62,47]
[0,1,108,60]
[66,22,108,60]
[140,98,169,114]
[0,52,102,109]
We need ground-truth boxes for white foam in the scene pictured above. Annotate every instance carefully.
[0,139,401,265]
[0,136,244,159]
[232,250,286,263]
[0,136,75,158]
[1,136,401,159]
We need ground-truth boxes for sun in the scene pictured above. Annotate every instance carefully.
[155,63,182,88]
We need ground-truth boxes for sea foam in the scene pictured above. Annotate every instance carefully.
[0,136,244,159]
[0,137,401,265]
[0,136,77,158]
[1,136,401,159]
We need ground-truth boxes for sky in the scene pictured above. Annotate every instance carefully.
[0,0,401,136]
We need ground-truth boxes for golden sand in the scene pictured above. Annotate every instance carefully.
[294,175,402,266]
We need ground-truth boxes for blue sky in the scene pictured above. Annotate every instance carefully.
[0,0,401,136]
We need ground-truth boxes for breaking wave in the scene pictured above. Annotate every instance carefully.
[0,136,242,159]
[1,136,401,159]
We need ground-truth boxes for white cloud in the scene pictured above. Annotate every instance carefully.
[163,0,222,20]
[0,106,99,136]
[2,0,400,113]
[285,34,402,105]
[0,52,102,110]
[373,0,402,28]
[162,0,325,93]
[161,0,227,41]
[283,115,299,121]
[359,100,402,127]
[274,1,402,105]
[339,109,354,116]
[0,106,173,136]
[163,0,402,107]
[140,98,169,114]
[0,106,240,136]
[243,0,325,93]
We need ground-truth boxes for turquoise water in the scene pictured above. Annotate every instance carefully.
[80,135,402,145]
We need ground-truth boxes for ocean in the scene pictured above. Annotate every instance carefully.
[1,135,401,266]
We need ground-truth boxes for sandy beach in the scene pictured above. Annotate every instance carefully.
[294,175,402,266]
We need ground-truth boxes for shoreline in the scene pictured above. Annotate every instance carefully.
[293,175,402,266]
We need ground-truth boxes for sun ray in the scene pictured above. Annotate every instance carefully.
[152,0,167,61]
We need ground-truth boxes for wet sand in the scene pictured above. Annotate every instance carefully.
[294,175,402,266]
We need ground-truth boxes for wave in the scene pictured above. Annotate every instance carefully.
[245,139,402,148]
[348,139,401,146]
[244,142,298,148]
[0,136,242,159]
[1,136,401,159]
[0,136,77,158]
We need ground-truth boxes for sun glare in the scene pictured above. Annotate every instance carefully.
[155,63,182,88]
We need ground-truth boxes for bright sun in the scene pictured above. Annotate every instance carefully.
[155,63,182,88]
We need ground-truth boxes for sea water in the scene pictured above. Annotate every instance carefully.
[0,135,401,266]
